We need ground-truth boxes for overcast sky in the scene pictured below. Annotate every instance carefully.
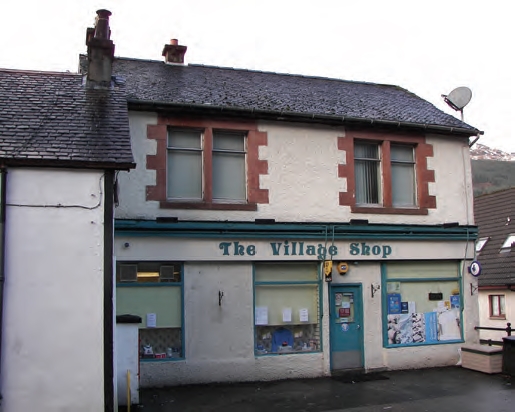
[1,0,512,152]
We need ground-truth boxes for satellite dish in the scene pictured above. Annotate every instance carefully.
[441,86,472,121]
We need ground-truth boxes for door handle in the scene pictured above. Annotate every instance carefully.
[356,324,361,330]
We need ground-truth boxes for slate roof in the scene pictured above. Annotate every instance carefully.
[108,57,479,135]
[474,187,515,287]
[0,68,134,169]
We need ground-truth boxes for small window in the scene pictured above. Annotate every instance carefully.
[475,237,489,253]
[354,142,381,205]
[500,234,515,252]
[489,295,506,318]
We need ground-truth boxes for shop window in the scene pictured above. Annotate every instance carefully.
[254,262,321,355]
[116,262,183,360]
[383,261,462,347]
[489,295,506,318]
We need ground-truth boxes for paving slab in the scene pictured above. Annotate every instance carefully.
[130,367,515,412]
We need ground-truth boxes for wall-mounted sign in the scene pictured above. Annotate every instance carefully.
[468,261,482,277]
[218,241,392,259]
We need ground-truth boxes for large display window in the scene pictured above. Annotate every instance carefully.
[383,261,462,347]
[254,262,321,355]
[116,262,183,360]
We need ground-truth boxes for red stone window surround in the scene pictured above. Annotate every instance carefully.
[146,116,269,210]
[338,130,436,215]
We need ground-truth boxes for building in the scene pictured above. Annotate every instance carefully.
[0,10,134,411]
[87,30,483,387]
[474,188,515,342]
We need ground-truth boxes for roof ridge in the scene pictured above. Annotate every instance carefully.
[0,68,80,76]
[112,55,406,90]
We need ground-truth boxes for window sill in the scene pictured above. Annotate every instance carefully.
[352,206,428,215]
[385,339,463,348]
[160,201,258,211]
[489,316,506,320]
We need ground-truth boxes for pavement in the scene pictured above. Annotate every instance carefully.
[131,366,515,412]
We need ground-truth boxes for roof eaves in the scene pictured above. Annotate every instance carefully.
[127,99,482,137]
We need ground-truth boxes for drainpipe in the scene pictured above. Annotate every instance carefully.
[0,168,7,406]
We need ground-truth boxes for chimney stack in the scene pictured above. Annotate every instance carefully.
[162,39,187,64]
[86,9,115,86]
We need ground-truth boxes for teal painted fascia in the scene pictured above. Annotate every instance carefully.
[115,220,478,241]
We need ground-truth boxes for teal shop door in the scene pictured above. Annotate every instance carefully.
[330,285,364,371]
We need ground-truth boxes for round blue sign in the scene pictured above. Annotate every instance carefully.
[469,260,482,277]
[341,323,349,332]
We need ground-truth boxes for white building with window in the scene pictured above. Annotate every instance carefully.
[88,37,483,387]
[474,188,515,343]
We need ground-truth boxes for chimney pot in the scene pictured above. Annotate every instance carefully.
[86,9,115,86]
[170,39,178,46]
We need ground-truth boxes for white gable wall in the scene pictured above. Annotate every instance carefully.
[1,168,106,412]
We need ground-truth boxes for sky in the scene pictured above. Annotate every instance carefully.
[1,1,513,152]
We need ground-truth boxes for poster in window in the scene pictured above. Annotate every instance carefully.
[388,293,402,314]
[339,307,350,317]
[424,312,438,343]
[450,295,460,309]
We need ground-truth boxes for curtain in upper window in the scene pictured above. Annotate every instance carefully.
[354,142,381,205]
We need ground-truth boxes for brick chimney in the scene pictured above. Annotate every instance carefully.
[162,39,187,64]
[86,9,115,86]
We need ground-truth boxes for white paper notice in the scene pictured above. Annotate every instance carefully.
[146,313,157,328]
[299,308,309,322]
[255,307,268,325]
[408,301,416,314]
[282,307,292,322]
[342,302,351,309]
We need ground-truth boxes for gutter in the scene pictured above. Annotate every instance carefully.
[127,99,483,138]
[0,169,7,406]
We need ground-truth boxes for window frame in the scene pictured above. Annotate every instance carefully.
[253,262,323,356]
[382,261,464,348]
[116,261,185,362]
[489,294,506,319]
[146,118,269,211]
[339,130,436,215]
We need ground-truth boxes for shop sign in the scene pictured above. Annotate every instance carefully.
[218,241,392,259]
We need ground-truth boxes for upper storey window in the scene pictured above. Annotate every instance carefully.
[146,118,268,211]
[354,141,416,208]
[339,130,436,215]
[167,129,247,202]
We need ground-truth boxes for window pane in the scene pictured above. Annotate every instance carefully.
[391,145,414,162]
[255,262,319,282]
[167,151,202,199]
[491,296,500,316]
[355,143,379,160]
[213,132,245,151]
[386,261,459,279]
[168,130,201,149]
[386,280,461,345]
[392,163,415,206]
[355,159,380,204]
[212,152,246,200]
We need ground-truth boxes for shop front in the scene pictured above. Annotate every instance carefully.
[114,221,477,387]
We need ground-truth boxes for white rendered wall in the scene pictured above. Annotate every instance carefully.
[1,168,106,412]
[478,290,513,342]
[117,114,474,226]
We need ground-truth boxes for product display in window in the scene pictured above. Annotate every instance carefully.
[255,324,319,354]
[139,327,183,359]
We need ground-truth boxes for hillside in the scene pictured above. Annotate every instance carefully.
[472,159,515,196]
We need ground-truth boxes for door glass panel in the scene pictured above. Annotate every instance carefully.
[334,292,354,323]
